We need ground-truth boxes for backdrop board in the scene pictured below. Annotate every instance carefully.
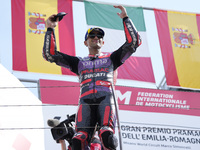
[40,79,200,150]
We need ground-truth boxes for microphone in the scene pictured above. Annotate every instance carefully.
[47,119,60,127]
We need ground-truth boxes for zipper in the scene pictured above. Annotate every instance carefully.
[92,57,96,97]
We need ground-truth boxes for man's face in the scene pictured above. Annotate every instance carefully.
[84,31,104,49]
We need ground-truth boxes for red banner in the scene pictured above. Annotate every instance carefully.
[154,9,179,87]
[12,0,27,71]
[40,79,200,117]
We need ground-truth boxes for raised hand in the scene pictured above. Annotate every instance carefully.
[114,5,128,19]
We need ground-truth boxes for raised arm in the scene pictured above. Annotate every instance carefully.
[42,15,80,75]
[42,14,60,63]
[42,27,58,63]
[111,5,142,69]
[114,5,141,51]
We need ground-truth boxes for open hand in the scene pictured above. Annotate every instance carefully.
[114,5,128,19]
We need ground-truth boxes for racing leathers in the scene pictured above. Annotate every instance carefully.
[43,16,141,150]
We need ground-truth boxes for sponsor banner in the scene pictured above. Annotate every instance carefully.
[120,121,200,150]
[116,86,200,117]
[40,79,200,117]
[11,0,75,75]
[154,9,200,89]
[84,1,155,83]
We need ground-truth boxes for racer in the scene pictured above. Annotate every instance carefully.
[43,5,141,150]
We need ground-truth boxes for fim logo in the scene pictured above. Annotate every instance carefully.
[28,12,46,34]
[115,90,132,105]
[172,27,195,48]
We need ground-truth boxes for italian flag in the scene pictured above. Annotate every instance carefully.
[84,1,155,83]
[155,9,200,89]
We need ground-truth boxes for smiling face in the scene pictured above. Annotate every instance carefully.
[84,31,104,55]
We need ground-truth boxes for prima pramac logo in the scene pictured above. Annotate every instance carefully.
[28,12,46,34]
[172,27,195,48]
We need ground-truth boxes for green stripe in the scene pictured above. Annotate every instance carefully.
[84,1,146,31]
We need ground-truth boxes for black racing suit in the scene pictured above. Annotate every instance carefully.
[43,17,141,149]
